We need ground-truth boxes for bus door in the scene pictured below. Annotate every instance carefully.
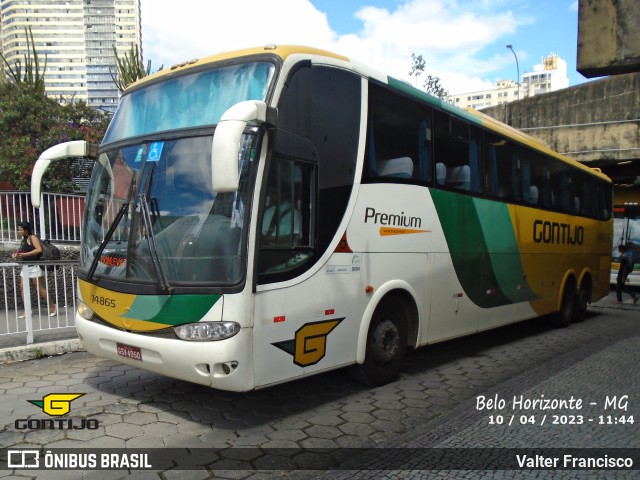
[252,132,360,387]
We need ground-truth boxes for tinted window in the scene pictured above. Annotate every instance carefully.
[277,65,360,255]
[434,111,482,193]
[364,83,431,183]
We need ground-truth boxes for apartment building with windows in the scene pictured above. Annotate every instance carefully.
[0,0,141,112]
[449,54,570,110]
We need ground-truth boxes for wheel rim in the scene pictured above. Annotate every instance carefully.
[371,318,400,364]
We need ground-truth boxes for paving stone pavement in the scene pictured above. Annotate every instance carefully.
[0,289,638,479]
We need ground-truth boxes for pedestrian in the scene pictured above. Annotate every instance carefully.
[615,244,638,304]
[12,221,57,317]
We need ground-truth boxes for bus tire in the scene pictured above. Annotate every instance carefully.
[572,287,589,323]
[349,298,407,387]
[550,282,575,328]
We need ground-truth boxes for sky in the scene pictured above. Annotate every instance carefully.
[140,0,589,96]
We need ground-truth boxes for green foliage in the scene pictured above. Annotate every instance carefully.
[111,44,161,92]
[409,53,450,100]
[0,83,111,192]
[0,27,47,95]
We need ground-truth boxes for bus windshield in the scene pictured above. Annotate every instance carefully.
[612,205,640,260]
[81,132,258,288]
[103,61,275,144]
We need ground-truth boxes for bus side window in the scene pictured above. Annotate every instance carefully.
[376,157,414,179]
[419,117,433,183]
[434,111,480,193]
[258,158,315,278]
[364,83,423,183]
[521,155,539,205]
[485,133,515,200]
[468,135,481,192]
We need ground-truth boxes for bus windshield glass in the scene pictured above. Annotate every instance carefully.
[103,61,275,144]
[613,206,640,260]
[82,132,258,288]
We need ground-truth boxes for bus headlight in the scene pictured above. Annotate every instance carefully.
[77,301,95,320]
[174,322,240,341]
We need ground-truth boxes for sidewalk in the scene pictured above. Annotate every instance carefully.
[0,305,81,364]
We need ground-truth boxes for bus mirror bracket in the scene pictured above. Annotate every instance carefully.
[31,140,98,208]
[212,100,276,193]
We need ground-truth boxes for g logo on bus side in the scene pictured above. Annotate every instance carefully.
[273,318,344,367]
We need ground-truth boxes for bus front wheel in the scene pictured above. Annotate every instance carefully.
[349,298,407,387]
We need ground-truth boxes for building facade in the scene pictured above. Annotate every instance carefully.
[0,0,141,112]
[449,54,570,110]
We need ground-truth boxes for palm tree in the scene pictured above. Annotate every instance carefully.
[110,45,161,92]
[0,27,47,94]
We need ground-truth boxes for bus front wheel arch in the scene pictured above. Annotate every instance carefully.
[348,295,408,387]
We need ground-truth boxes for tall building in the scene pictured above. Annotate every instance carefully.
[521,54,569,97]
[449,80,519,110]
[449,54,570,110]
[0,0,141,112]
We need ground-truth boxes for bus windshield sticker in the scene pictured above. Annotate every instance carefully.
[147,142,164,162]
[134,147,145,163]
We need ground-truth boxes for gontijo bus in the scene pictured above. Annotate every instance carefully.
[31,45,613,391]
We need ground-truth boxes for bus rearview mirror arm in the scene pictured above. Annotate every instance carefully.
[31,141,98,208]
[212,100,277,193]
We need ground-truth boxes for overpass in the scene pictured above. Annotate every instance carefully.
[481,72,640,203]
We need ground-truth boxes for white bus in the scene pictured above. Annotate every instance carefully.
[32,45,613,391]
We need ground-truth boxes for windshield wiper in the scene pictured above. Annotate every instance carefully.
[139,194,174,293]
[87,202,129,281]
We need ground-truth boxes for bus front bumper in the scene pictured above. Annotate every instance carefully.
[75,315,254,391]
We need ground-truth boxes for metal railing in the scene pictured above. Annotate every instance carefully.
[0,191,84,347]
[1,191,85,243]
[0,260,79,347]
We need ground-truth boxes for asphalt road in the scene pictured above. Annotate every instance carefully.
[0,289,638,479]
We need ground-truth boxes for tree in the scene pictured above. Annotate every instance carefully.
[0,27,47,95]
[111,44,162,92]
[0,26,110,192]
[409,53,449,100]
[0,83,111,192]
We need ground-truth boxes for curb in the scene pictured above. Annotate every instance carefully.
[0,338,85,364]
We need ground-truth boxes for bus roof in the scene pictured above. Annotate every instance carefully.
[124,44,609,184]
[124,45,349,92]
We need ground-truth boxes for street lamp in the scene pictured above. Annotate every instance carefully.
[506,44,520,100]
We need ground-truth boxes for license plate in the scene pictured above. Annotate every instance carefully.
[116,342,142,361]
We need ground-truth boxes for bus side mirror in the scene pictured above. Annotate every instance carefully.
[212,100,276,192]
[31,140,98,207]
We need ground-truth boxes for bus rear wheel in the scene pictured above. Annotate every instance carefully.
[349,298,407,387]
[572,287,589,323]
[550,281,575,328]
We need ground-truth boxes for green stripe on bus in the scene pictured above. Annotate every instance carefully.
[474,199,536,303]
[431,190,535,308]
[123,294,221,326]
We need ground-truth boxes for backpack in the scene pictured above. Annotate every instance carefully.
[40,238,61,261]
